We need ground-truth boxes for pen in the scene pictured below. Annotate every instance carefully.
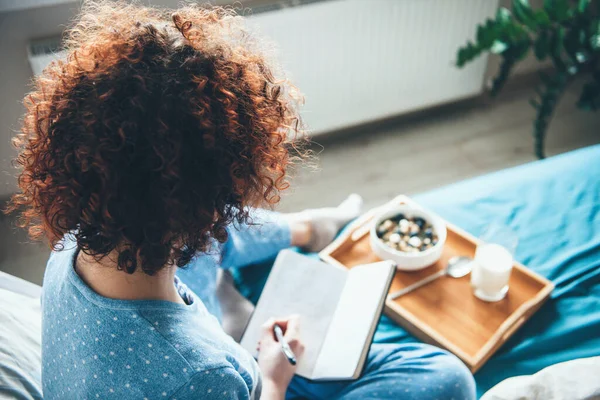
[273,324,297,366]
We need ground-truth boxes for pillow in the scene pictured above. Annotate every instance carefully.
[0,288,43,400]
[0,271,42,299]
[481,356,600,400]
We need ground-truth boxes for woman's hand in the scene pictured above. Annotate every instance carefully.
[258,315,304,399]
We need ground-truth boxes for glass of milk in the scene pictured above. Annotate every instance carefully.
[470,224,518,302]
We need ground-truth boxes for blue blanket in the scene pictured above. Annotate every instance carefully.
[234,144,600,397]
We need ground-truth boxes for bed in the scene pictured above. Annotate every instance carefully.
[234,144,600,397]
[0,272,43,399]
[1,144,599,398]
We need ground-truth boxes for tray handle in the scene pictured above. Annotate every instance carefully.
[481,298,538,357]
[502,316,527,342]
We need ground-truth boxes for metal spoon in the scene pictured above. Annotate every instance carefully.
[388,256,473,300]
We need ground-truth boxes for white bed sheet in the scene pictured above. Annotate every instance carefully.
[0,272,43,399]
[0,271,42,299]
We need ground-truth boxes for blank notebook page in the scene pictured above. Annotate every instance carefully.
[311,263,393,380]
[240,251,348,378]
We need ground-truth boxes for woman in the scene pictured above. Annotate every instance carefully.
[7,1,475,399]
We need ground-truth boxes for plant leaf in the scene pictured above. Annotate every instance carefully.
[577,0,590,14]
[514,40,531,61]
[575,52,588,63]
[513,0,537,30]
[456,42,483,67]
[496,7,512,25]
[544,0,570,22]
[533,10,551,28]
[550,27,567,70]
[476,21,498,48]
[591,34,600,50]
[491,57,516,96]
[564,28,583,64]
[534,31,550,60]
[491,40,509,54]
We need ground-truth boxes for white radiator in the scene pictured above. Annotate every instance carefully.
[27,0,498,136]
[249,0,499,135]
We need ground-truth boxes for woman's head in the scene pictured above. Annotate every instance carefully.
[7,1,302,275]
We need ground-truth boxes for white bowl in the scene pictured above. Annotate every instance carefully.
[369,204,447,271]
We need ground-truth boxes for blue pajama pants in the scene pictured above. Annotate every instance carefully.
[287,343,476,400]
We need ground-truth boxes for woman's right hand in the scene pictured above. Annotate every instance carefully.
[257,315,304,398]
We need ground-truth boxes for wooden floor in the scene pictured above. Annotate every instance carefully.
[1,77,599,284]
[277,77,600,213]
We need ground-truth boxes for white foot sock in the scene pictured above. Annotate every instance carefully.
[295,193,363,252]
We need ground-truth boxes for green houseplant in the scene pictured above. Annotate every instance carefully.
[457,0,600,158]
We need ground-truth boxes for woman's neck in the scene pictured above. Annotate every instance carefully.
[75,250,186,305]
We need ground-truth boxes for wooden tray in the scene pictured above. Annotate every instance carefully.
[319,195,554,373]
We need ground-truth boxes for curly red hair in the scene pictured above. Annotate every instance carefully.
[6,1,303,275]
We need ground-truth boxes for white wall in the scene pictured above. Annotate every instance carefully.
[0,0,546,199]
[0,2,78,198]
[248,0,496,134]
[0,0,183,198]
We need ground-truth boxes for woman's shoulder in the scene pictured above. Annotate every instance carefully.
[136,306,261,386]
[40,236,259,398]
[42,289,258,399]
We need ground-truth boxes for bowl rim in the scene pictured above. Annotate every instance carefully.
[370,204,447,258]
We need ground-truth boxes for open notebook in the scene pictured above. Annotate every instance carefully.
[240,250,396,381]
